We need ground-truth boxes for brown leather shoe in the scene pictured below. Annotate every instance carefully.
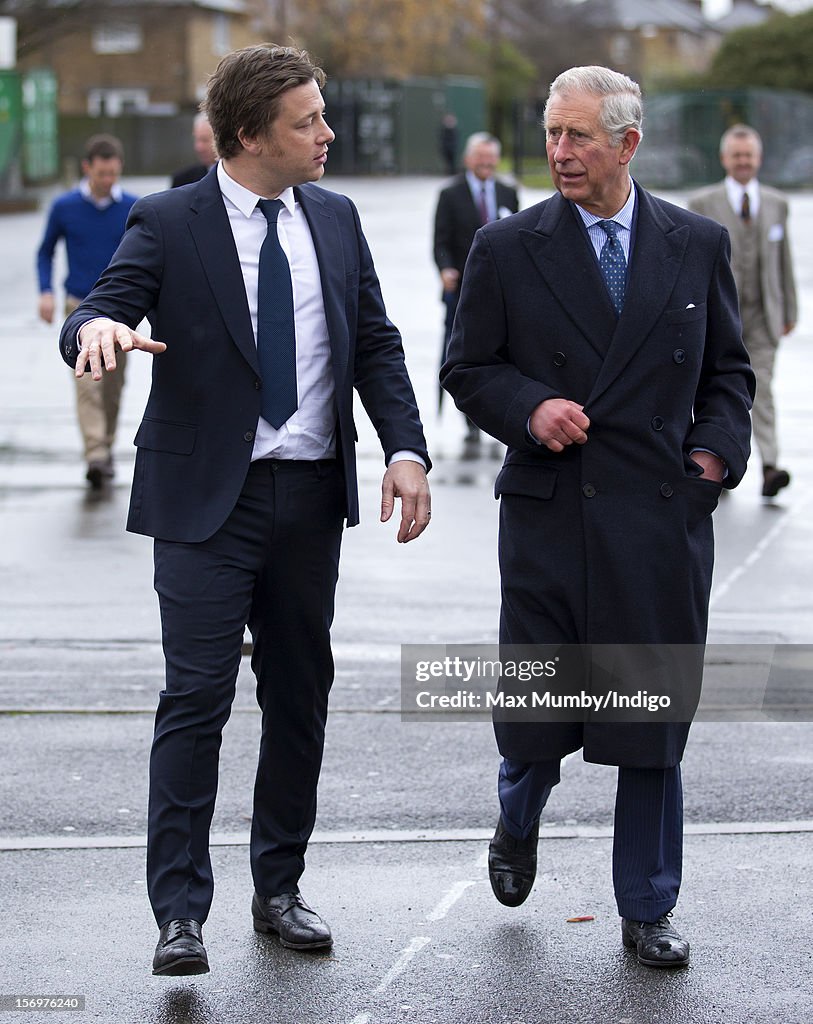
[152,919,209,976]
[762,466,790,498]
[622,914,690,967]
[252,891,332,950]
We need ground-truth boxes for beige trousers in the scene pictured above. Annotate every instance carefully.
[742,308,779,468]
[65,296,127,465]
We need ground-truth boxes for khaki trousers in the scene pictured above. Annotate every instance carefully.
[742,307,779,468]
[65,296,127,465]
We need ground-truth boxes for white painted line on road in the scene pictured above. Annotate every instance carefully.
[4,819,813,851]
[426,879,478,922]
[372,935,432,994]
[710,489,812,608]
[347,833,490,1020]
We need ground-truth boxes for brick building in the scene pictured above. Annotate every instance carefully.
[17,0,264,115]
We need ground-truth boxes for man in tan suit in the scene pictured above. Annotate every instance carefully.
[689,124,797,497]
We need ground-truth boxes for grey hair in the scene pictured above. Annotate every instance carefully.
[720,123,762,155]
[545,66,643,146]
[463,132,501,157]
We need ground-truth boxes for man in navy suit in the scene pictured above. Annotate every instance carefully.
[442,67,753,967]
[60,44,431,976]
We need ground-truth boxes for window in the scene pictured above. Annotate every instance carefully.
[92,23,144,55]
[212,14,230,56]
[87,88,149,116]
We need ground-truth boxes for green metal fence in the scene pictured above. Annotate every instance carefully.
[636,88,813,188]
[513,87,813,189]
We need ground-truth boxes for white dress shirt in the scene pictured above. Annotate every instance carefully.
[218,163,336,461]
[724,175,760,219]
[217,164,423,468]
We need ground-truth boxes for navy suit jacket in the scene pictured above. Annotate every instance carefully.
[433,174,519,275]
[60,172,429,542]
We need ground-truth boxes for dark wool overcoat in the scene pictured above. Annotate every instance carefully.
[441,184,755,768]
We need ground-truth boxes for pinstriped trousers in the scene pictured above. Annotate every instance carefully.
[498,757,682,922]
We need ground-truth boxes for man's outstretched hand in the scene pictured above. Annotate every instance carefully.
[76,318,167,379]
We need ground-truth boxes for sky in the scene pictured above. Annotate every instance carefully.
[705,0,811,17]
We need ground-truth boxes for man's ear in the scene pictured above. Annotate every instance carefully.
[236,128,262,155]
[619,128,642,166]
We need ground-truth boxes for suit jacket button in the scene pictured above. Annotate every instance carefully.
[660,483,674,498]
[651,416,664,431]
[244,430,255,442]
[254,380,261,390]
[673,349,686,364]
[582,483,596,498]
[553,351,567,367]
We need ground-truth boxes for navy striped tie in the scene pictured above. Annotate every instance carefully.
[256,198,297,428]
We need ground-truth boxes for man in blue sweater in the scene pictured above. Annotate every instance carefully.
[37,135,138,488]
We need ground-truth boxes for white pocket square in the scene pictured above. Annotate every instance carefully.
[768,224,784,242]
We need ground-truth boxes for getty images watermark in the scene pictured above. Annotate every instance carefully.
[400,644,813,722]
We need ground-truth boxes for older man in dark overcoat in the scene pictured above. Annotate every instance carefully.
[441,66,754,967]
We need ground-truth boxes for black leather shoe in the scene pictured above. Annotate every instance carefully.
[252,891,332,950]
[85,463,105,490]
[622,914,690,967]
[152,919,209,976]
[86,458,114,490]
[488,816,538,907]
[762,466,790,498]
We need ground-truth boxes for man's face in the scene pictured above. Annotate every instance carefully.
[545,91,639,217]
[255,80,335,190]
[193,120,217,167]
[721,136,761,185]
[464,142,500,182]
[82,156,123,200]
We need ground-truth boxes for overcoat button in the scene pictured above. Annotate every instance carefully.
[244,430,255,442]
[651,416,664,431]
[553,351,567,367]
[582,483,596,498]
[660,483,674,498]
[673,349,686,364]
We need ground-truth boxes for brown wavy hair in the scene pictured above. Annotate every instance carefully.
[203,44,326,159]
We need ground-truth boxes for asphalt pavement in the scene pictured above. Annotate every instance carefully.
[1,175,812,1023]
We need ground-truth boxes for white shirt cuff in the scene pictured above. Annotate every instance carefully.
[388,450,427,470]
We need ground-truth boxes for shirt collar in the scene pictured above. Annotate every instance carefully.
[574,182,636,232]
[724,175,759,205]
[217,161,296,218]
[466,170,494,194]
[79,178,123,208]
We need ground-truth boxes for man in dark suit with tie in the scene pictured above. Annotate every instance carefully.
[433,133,519,454]
[60,44,431,977]
[442,66,753,967]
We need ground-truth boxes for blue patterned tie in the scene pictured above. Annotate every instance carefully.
[256,198,297,428]
[598,220,627,316]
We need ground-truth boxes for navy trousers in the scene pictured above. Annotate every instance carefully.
[498,757,683,922]
[146,458,345,926]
